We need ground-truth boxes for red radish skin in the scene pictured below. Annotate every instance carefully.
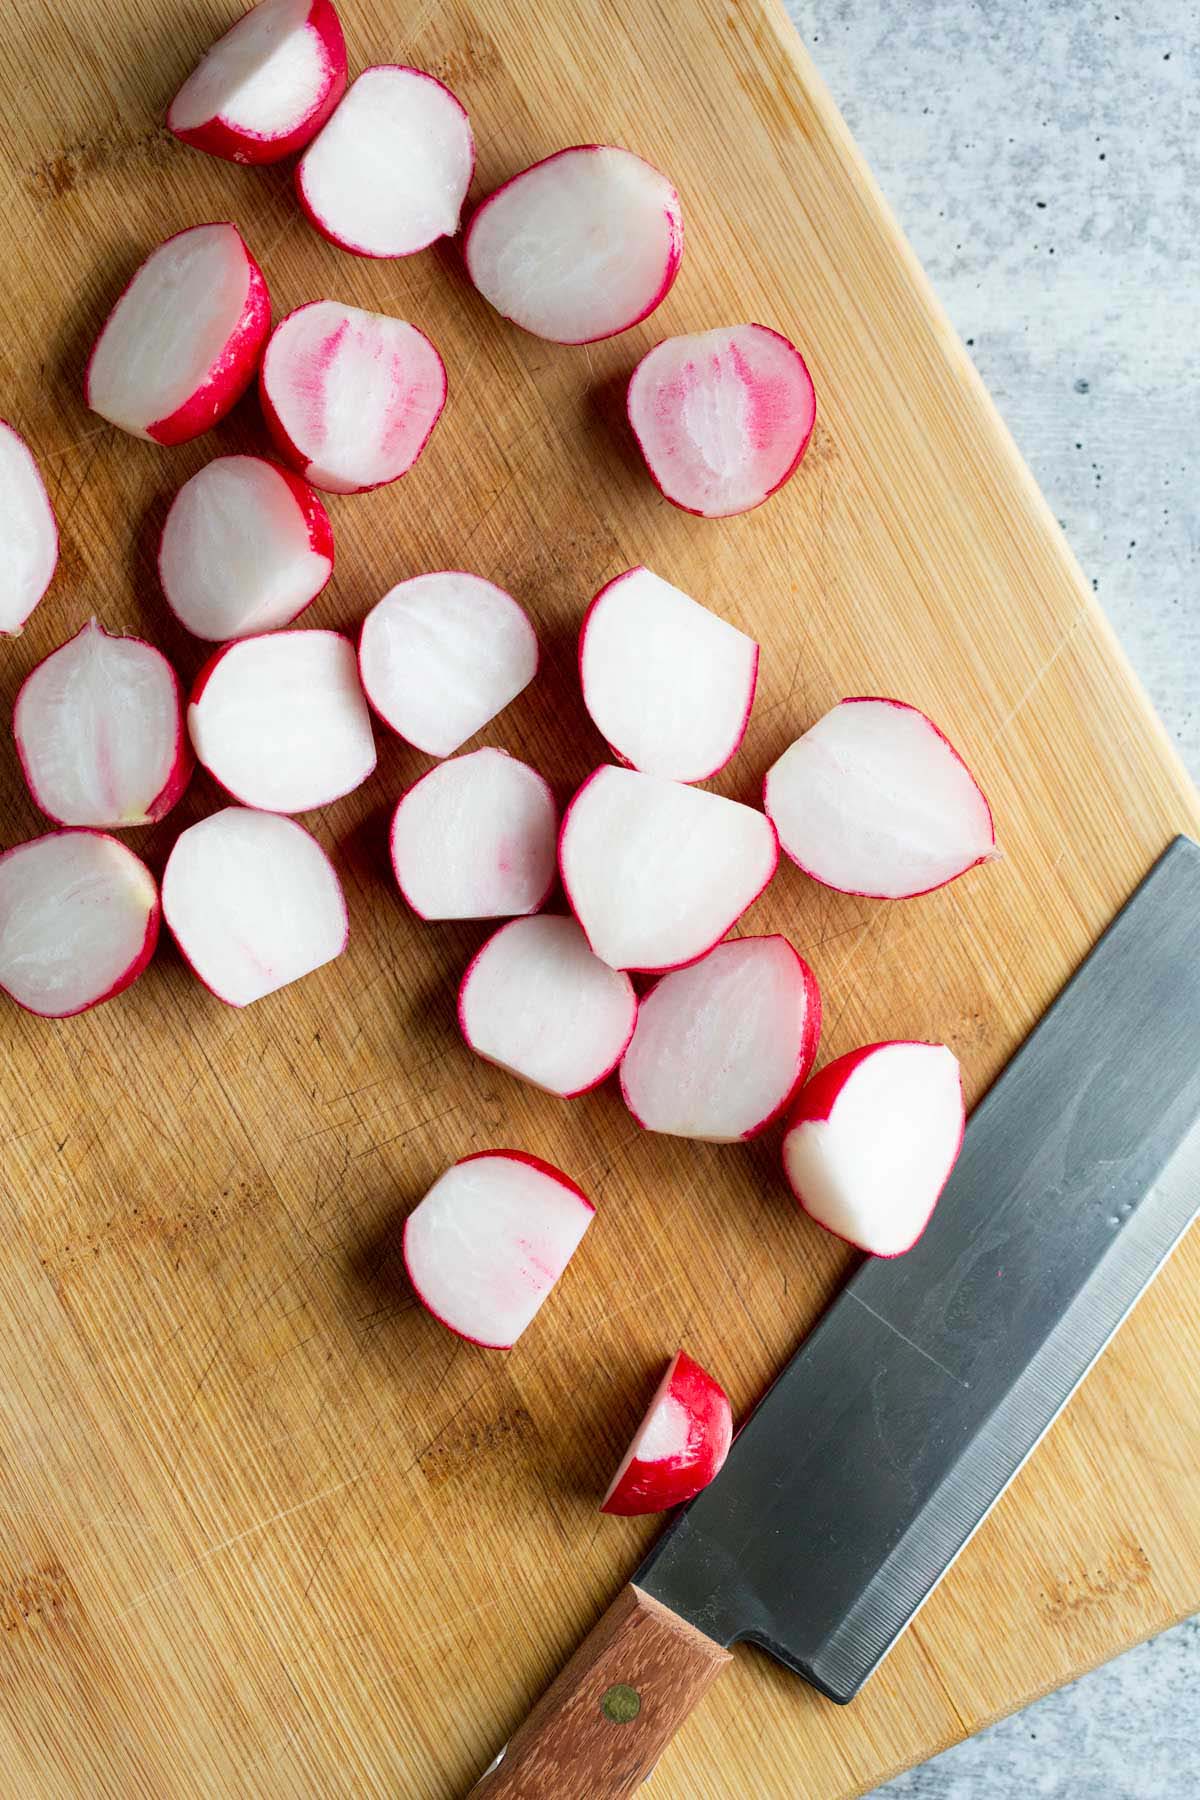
[0,831,160,1017]
[601,1350,733,1516]
[389,748,557,922]
[167,0,346,165]
[0,420,58,636]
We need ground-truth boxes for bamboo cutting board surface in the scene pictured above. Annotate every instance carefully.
[1,0,1198,1794]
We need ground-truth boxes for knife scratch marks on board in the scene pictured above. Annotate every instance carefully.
[847,1291,970,1389]
[988,606,1090,746]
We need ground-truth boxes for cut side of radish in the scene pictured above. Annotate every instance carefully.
[764,697,996,900]
[0,421,57,636]
[627,324,816,517]
[168,0,347,165]
[601,1350,732,1516]
[403,1150,594,1348]
[0,831,159,1017]
[463,144,683,345]
[579,566,758,782]
[390,748,557,921]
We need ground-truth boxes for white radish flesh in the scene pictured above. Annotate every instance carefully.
[168,0,347,165]
[0,831,159,1017]
[390,748,557,921]
[601,1349,733,1515]
[0,421,57,636]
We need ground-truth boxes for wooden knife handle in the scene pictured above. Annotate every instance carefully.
[470,1583,732,1798]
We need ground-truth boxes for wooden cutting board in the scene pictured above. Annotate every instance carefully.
[1,0,1197,1793]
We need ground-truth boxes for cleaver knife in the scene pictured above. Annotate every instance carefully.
[472,836,1200,1798]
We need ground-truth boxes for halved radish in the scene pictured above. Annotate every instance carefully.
[620,936,820,1142]
[782,1041,965,1257]
[260,300,445,494]
[0,421,57,636]
[85,223,270,445]
[579,566,758,781]
[626,324,815,517]
[0,831,159,1017]
[403,1149,594,1348]
[188,629,376,814]
[601,1350,732,1516]
[463,144,683,345]
[167,0,347,165]
[390,748,556,921]
[764,697,996,900]
[558,766,777,973]
[163,806,347,1006]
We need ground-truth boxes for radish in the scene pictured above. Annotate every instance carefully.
[187,629,376,814]
[764,697,996,899]
[463,144,683,345]
[85,223,270,444]
[162,806,347,1006]
[626,324,816,517]
[167,0,346,165]
[782,1041,965,1257]
[0,421,57,636]
[259,300,445,494]
[390,748,557,921]
[403,1150,594,1348]
[297,66,474,257]
[620,936,821,1142]
[358,572,537,756]
[579,566,758,782]
[458,914,637,1098]
[601,1350,732,1516]
[0,831,159,1017]
[558,766,777,972]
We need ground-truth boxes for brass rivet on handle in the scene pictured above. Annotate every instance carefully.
[600,1683,641,1724]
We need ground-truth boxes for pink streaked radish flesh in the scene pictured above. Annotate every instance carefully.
[627,324,816,517]
[458,914,637,1098]
[85,223,269,444]
[463,145,683,345]
[783,1042,965,1257]
[0,831,159,1017]
[764,697,996,899]
[167,0,346,165]
[601,1350,732,1516]
[0,421,57,635]
[403,1150,594,1349]
[579,566,758,782]
[390,748,556,921]
[620,936,821,1142]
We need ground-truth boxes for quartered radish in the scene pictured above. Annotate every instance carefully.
[390,748,556,921]
[85,223,270,444]
[782,1041,965,1257]
[403,1150,594,1348]
[463,144,683,345]
[0,831,159,1017]
[579,566,758,781]
[0,421,57,636]
[167,0,346,165]
[764,697,996,900]
[601,1350,732,1516]
[627,324,815,517]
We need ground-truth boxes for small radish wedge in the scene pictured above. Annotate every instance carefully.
[167,0,347,165]
[14,620,191,828]
[463,145,683,345]
[0,831,159,1017]
[559,766,777,972]
[390,748,556,921]
[359,573,537,756]
[0,421,57,635]
[404,1150,594,1348]
[298,66,473,257]
[188,629,375,813]
[620,936,821,1142]
[459,914,637,1098]
[627,324,815,517]
[579,566,758,781]
[260,300,445,493]
[601,1350,732,1515]
[163,807,347,1006]
[764,697,996,900]
[783,1041,965,1257]
[85,223,269,444]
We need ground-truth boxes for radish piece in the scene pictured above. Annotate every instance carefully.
[579,566,758,781]
[163,806,347,1006]
[188,630,375,814]
[297,66,473,257]
[459,914,637,1098]
[627,324,816,518]
[0,831,159,1017]
[167,0,346,165]
[390,748,556,921]
[0,421,57,636]
[782,1042,965,1257]
[358,572,537,756]
[764,697,996,900]
[260,300,445,494]
[601,1350,732,1516]
[559,766,777,973]
[85,223,270,445]
[463,145,683,345]
[620,936,821,1142]
[403,1150,594,1348]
